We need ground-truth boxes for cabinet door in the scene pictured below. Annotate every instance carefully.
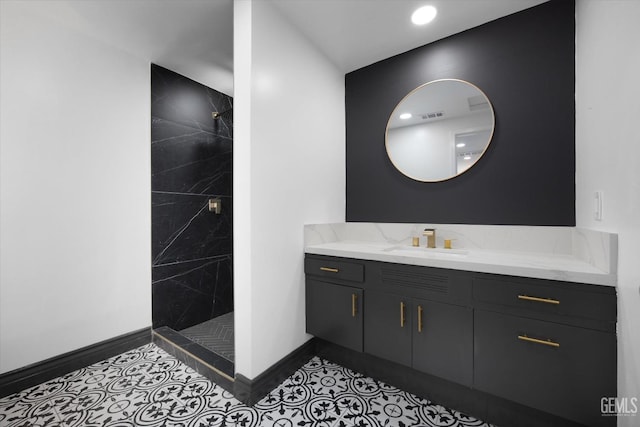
[474,309,616,427]
[364,291,412,366]
[412,298,473,386]
[306,279,363,352]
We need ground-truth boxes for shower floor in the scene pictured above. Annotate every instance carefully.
[180,312,234,362]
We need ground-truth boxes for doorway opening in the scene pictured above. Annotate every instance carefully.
[150,64,234,379]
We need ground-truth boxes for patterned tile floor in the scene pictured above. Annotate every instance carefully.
[0,344,493,427]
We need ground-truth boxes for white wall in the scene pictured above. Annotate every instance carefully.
[575,1,640,424]
[0,2,151,373]
[233,1,346,379]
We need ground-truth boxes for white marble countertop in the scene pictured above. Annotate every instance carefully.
[305,238,617,287]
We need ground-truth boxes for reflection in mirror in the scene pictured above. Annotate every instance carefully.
[385,79,495,182]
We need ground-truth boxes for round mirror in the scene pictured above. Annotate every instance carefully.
[385,79,495,182]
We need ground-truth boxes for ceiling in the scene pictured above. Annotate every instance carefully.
[273,0,548,73]
[15,0,549,95]
[15,0,235,95]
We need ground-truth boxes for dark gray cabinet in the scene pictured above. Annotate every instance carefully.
[306,279,363,352]
[364,292,473,386]
[475,310,616,427]
[412,298,473,386]
[304,257,364,352]
[304,254,617,427]
[473,274,617,427]
[364,291,412,366]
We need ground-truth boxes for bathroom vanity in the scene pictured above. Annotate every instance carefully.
[304,223,617,427]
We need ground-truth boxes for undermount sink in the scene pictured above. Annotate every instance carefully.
[382,245,469,258]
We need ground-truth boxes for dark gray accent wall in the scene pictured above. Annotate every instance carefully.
[346,0,575,225]
[151,64,233,330]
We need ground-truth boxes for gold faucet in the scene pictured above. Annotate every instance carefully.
[423,228,436,248]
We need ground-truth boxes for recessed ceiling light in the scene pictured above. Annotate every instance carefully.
[399,113,412,120]
[456,143,466,148]
[463,155,472,160]
[411,5,437,26]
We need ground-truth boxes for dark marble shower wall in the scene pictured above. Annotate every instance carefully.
[151,64,233,331]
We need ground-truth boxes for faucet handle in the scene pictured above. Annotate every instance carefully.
[423,228,436,248]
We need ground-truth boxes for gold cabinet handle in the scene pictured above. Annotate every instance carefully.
[417,305,423,333]
[400,302,406,327]
[518,295,560,305]
[518,334,560,348]
[320,267,339,273]
[352,293,357,317]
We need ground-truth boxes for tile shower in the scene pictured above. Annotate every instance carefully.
[151,64,234,369]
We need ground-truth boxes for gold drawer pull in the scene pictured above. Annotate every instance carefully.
[400,302,406,327]
[320,267,339,273]
[352,293,358,317]
[417,305,423,333]
[518,334,560,348]
[518,295,560,305]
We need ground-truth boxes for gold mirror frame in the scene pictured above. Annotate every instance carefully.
[385,79,495,182]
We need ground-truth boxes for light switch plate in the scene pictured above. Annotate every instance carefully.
[594,191,603,221]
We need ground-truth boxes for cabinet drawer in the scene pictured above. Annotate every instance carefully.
[473,276,616,322]
[474,310,616,427]
[305,256,364,283]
